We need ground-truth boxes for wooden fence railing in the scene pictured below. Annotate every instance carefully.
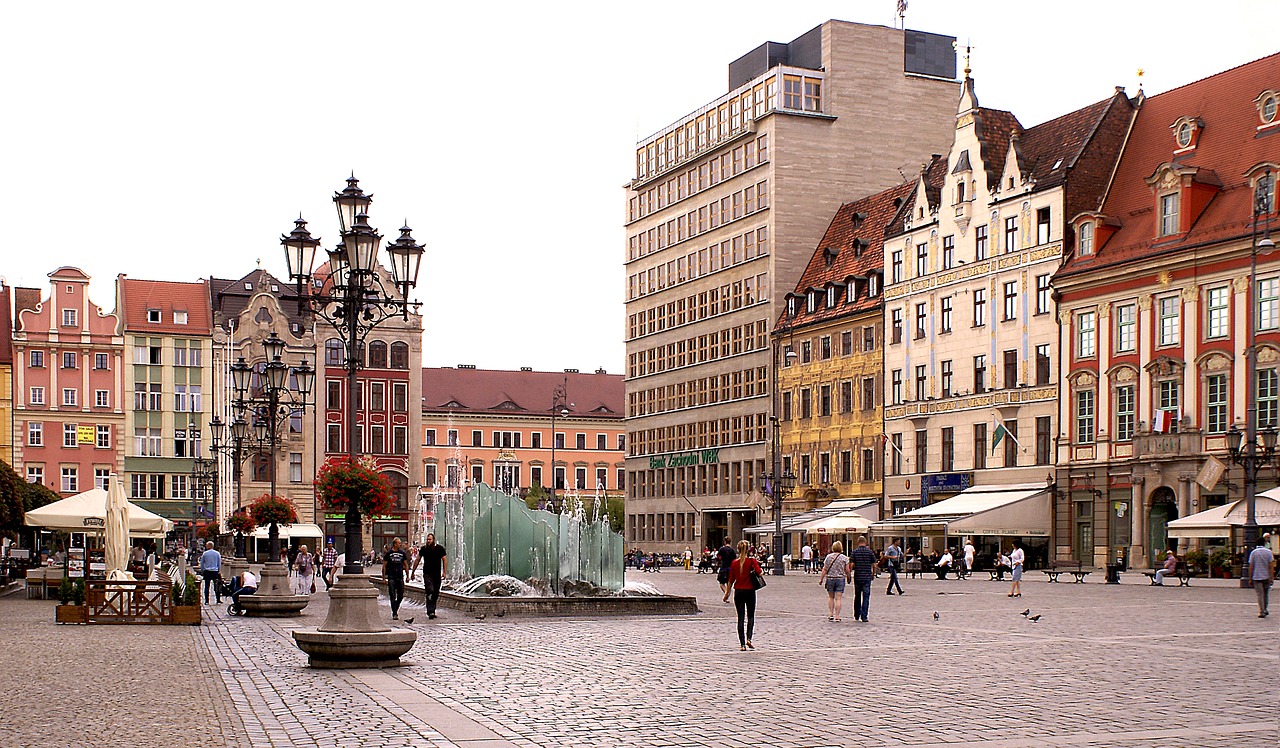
[86,581,171,624]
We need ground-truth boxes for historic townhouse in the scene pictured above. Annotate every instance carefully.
[421,367,624,539]
[881,73,1133,559]
[0,283,13,467]
[211,270,319,526]
[1053,54,1280,568]
[313,260,423,553]
[774,182,911,522]
[623,19,960,551]
[12,268,125,495]
[116,277,214,529]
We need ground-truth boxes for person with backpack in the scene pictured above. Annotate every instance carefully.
[293,544,315,596]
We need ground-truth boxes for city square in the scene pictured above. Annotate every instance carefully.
[2,569,1273,747]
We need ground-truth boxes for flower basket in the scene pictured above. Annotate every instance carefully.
[247,494,299,528]
[197,522,221,541]
[226,511,256,535]
[315,456,396,518]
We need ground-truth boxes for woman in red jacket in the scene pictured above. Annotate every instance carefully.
[722,539,762,650]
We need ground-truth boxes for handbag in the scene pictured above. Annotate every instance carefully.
[749,563,767,590]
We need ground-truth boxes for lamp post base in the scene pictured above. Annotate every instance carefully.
[239,561,309,617]
[291,573,416,668]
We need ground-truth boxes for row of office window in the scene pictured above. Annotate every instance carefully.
[132,339,204,367]
[628,366,768,418]
[132,383,203,412]
[887,418,1054,474]
[324,424,411,456]
[323,339,412,369]
[424,428,624,451]
[889,275,1052,343]
[890,206,1053,283]
[25,465,110,493]
[1072,369,1280,444]
[1072,281,1280,359]
[28,386,112,409]
[783,326,878,366]
[628,458,765,500]
[628,412,768,458]
[628,320,769,380]
[324,380,410,413]
[424,463,624,494]
[889,346,1051,404]
[628,134,771,226]
[627,512,699,544]
[27,350,113,370]
[628,267,770,340]
[26,422,112,449]
[781,377,880,420]
[781,447,880,486]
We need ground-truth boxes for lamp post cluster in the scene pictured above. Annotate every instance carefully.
[280,175,423,577]
[1227,170,1275,586]
[548,379,570,512]
[189,446,218,548]
[761,462,796,577]
[210,332,316,563]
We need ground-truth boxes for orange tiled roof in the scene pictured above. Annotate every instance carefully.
[1059,53,1280,278]
[1015,93,1127,191]
[118,278,213,334]
[423,367,623,419]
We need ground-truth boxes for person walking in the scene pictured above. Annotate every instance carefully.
[199,541,222,604]
[1248,536,1275,618]
[716,539,736,599]
[293,545,315,596]
[320,541,338,590]
[683,546,692,571]
[1007,540,1025,598]
[382,538,409,620]
[850,536,878,623]
[817,541,851,622]
[410,533,448,619]
[962,539,976,580]
[722,539,762,650]
[883,538,904,595]
[801,543,813,574]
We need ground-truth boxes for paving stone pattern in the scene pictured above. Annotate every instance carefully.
[3,570,1275,747]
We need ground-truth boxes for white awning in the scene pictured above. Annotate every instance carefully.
[789,511,873,535]
[743,499,878,534]
[1167,494,1280,538]
[248,523,324,541]
[871,484,1051,537]
[24,488,176,539]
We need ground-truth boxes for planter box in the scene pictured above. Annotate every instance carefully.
[55,605,87,624]
[168,605,202,625]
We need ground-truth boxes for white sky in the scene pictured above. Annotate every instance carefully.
[3,1,1277,373]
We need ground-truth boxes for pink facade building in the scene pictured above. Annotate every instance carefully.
[12,267,125,495]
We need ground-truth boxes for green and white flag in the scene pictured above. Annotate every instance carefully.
[991,423,1007,454]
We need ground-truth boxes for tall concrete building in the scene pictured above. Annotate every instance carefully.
[623,19,960,551]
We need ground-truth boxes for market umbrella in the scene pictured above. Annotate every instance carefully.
[103,476,132,581]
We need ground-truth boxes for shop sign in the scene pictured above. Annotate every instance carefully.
[649,448,719,470]
[920,473,972,505]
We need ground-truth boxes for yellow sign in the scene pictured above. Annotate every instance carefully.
[77,426,96,445]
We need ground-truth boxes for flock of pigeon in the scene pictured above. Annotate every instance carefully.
[931,608,1042,623]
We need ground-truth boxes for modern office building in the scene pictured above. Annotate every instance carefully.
[623,19,960,551]
[1053,53,1280,568]
[880,72,1133,560]
[116,277,215,531]
[11,267,125,496]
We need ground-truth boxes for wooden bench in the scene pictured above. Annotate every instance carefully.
[904,559,924,579]
[989,566,1011,581]
[1143,562,1192,587]
[1043,559,1092,583]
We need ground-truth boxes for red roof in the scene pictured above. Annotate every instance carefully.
[1059,53,1280,278]
[778,178,918,331]
[118,278,213,334]
[422,367,623,419]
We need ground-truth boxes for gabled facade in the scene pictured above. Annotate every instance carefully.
[882,74,1133,558]
[0,283,14,467]
[116,276,214,528]
[12,267,124,495]
[623,19,961,552]
[774,181,911,528]
[1054,53,1280,568]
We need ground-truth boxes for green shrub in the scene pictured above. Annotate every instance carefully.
[1183,549,1208,573]
[58,578,74,605]
[1209,547,1233,570]
[182,572,200,606]
[70,580,85,606]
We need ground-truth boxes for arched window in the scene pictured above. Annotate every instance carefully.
[324,339,344,366]
[382,471,408,510]
[367,341,388,369]
[390,342,409,369]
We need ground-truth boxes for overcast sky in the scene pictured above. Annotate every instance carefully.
[3,1,1277,373]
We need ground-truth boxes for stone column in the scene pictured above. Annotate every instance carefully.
[1131,474,1147,569]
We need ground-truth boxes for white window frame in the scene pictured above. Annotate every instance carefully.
[1077,311,1097,358]
[1115,303,1136,353]
[1206,286,1229,339]
[1158,295,1180,347]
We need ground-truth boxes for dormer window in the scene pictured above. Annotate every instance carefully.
[846,282,856,303]
[826,286,837,309]
[1257,91,1279,128]
[1078,221,1095,256]
[1170,115,1202,150]
[1257,171,1276,214]
[806,291,816,314]
[147,309,161,323]
[868,274,879,297]
[956,181,966,204]
[1160,192,1181,236]
[173,311,188,325]
[786,296,797,318]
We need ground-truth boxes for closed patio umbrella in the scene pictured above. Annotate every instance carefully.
[104,476,131,581]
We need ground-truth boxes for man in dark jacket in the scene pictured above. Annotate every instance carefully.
[850,536,879,622]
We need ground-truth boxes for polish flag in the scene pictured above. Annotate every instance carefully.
[1153,409,1173,434]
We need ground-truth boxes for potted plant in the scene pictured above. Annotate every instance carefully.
[56,578,87,624]
[315,455,396,522]
[248,493,299,563]
[1208,547,1233,578]
[169,571,202,625]
[1183,549,1208,576]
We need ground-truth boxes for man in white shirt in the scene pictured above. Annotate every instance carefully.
[962,540,976,579]
[801,544,814,573]
[935,549,954,579]
[231,569,257,614]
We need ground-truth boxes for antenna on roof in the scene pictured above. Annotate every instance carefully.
[896,0,907,29]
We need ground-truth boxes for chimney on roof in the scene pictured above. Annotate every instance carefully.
[520,366,532,372]
[564,368,579,373]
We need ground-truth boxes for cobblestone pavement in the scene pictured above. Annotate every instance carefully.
[3,570,1276,747]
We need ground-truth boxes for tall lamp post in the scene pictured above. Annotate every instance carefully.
[548,378,570,512]
[190,441,218,548]
[764,416,796,576]
[1226,171,1275,587]
[226,333,315,564]
[285,176,422,667]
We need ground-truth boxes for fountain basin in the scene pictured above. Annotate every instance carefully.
[292,629,416,669]
[376,578,699,617]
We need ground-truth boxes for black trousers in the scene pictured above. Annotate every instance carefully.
[387,576,405,614]
[202,570,221,603]
[423,573,441,615]
[733,588,756,645]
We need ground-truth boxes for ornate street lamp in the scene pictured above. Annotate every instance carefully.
[284,176,422,667]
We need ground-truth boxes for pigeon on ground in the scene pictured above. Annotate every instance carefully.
[933,612,940,621]
[475,613,487,620]
[1020,609,1031,617]
[403,617,414,624]
[1028,615,1041,623]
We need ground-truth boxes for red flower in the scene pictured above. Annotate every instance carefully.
[247,494,299,528]
[314,456,396,518]
[225,511,256,535]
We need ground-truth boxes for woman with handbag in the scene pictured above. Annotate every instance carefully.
[722,539,763,650]
[818,540,851,622]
